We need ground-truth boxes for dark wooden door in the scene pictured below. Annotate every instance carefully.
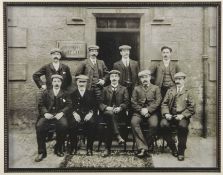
[97,32,140,70]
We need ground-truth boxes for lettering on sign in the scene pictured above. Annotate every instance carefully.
[57,41,86,59]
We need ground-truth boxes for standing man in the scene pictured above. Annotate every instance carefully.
[99,70,129,157]
[113,45,139,96]
[35,74,71,162]
[69,75,97,156]
[33,48,72,92]
[149,46,180,97]
[75,45,108,103]
[160,72,195,161]
[131,70,162,158]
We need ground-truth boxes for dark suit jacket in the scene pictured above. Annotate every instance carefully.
[149,61,180,87]
[99,84,129,112]
[161,86,195,118]
[75,59,108,89]
[113,59,139,87]
[70,89,97,118]
[33,63,72,90]
[38,89,72,118]
[131,84,162,114]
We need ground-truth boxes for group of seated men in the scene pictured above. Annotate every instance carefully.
[33,45,195,162]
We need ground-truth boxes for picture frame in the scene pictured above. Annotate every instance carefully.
[3,1,221,173]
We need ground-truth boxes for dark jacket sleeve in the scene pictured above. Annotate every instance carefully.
[120,87,130,111]
[99,88,107,112]
[38,90,48,117]
[181,90,196,118]
[65,66,72,87]
[33,65,46,89]
[161,89,171,117]
[102,61,109,83]
[75,61,85,76]
[60,92,72,115]
[147,87,162,114]
[131,88,142,112]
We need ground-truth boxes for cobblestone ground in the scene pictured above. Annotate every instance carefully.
[8,128,217,170]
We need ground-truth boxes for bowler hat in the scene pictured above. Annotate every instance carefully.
[161,46,172,52]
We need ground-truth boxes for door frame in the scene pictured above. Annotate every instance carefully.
[85,8,150,68]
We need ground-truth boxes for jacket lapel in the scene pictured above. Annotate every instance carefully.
[87,59,95,69]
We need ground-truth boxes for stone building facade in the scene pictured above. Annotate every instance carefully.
[6,4,218,136]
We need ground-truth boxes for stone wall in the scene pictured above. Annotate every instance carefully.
[7,6,218,136]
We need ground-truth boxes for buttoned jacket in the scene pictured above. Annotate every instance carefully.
[75,59,108,89]
[131,84,162,114]
[113,59,139,86]
[70,89,97,118]
[161,86,195,118]
[149,61,180,87]
[38,89,72,118]
[33,63,72,90]
[99,84,129,112]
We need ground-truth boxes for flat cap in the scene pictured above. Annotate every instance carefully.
[75,74,89,81]
[109,70,121,75]
[161,46,172,52]
[51,74,63,80]
[119,45,131,50]
[138,70,151,77]
[88,45,99,51]
[50,48,62,54]
[174,72,186,79]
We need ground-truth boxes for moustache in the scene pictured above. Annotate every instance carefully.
[55,84,59,87]
[53,57,59,59]
[142,80,148,83]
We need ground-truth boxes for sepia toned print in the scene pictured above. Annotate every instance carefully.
[4,1,220,172]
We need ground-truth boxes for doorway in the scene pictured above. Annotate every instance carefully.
[96,17,140,70]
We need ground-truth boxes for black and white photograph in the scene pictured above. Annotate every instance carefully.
[3,1,221,172]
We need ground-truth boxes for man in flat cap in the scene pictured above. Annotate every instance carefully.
[33,48,73,92]
[113,45,139,97]
[75,45,108,103]
[131,70,162,158]
[99,70,129,157]
[149,46,181,98]
[35,74,72,162]
[68,74,97,156]
[160,72,195,161]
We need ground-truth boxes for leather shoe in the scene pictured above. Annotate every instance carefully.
[35,153,46,162]
[171,147,178,157]
[56,151,64,157]
[178,155,185,161]
[117,135,124,145]
[136,149,146,158]
[86,150,93,156]
[102,150,111,157]
[70,150,77,155]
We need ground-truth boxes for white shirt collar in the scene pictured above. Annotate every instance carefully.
[90,57,97,64]
[53,88,60,96]
[78,88,86,97]
[53,62,60,71]
[122,57,130,66]
[177,86,184,93]
[163,60,170,67]
[111,83,118,88]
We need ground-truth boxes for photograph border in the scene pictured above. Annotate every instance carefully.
[3,1,221,172]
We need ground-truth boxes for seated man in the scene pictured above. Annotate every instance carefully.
[131,70,162,158]
[99,70,129,157]
[69,75,97,156]
[35,74,71,162]
[160,72,195,161]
